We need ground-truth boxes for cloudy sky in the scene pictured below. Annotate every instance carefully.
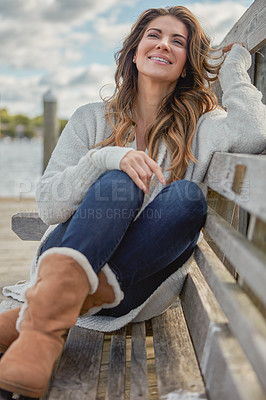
[0,0,253,119]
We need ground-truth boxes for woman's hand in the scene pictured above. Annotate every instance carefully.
[120,150,166,194]
[222,42,246,54]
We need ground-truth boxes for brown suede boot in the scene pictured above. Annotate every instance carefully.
[0,263,124,357]
[80,264,124,316]
[0,307,20,353]
[0,247,103,398]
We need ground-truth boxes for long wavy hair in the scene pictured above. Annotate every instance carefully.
[97,6,221,182]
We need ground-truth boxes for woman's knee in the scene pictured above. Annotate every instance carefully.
[92,170,144,209]
[166,180,207,221]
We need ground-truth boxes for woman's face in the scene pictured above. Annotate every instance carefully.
[134,15,188,87]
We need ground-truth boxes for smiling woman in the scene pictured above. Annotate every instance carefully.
[0,5,265,399]
[101,6,220,182]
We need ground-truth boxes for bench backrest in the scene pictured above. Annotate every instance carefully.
[181,1,266,398]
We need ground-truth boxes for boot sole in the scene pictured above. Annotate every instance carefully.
[0,377,47,398]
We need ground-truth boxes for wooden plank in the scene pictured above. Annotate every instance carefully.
[249,216,266,254]
[46,326,104,400]
[152,304,206,399]
[238,206,249,237]
[219,0,266,53]
[181,262,227,362]
[255,43,266,104]
[12,213,48,241]
[237,215,266,318]
[203,324,265,400]
[206,189,238,276]
[130,322,149,400]
[0,199,37,302]
[194,240,266,393]
[214,22,257,104]
[105,328,126,400]
[204,207,266,306]
[182,261,265,400]
[204,153,266,222]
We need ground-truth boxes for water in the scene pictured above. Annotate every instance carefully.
[0,138,43,198]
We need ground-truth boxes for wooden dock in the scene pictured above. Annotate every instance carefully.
[0,198,37,301]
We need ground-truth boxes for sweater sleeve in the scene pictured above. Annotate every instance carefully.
[36,104,134,225]
[189,43,266,183]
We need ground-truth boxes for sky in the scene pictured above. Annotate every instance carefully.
[0,0,253,120]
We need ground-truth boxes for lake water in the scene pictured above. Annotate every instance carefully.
[0,138,43,198]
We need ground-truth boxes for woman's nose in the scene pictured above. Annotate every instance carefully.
[155,38,170,51]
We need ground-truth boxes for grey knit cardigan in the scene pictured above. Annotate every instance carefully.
[3,44,266,332]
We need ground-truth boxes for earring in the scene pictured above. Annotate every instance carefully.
[181,70,186,78]
[133,57,136,63]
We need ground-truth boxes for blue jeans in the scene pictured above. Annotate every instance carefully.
[41,170,207,317]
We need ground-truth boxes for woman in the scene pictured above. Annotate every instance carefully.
[0,6,265,398]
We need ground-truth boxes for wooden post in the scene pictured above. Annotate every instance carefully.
[43,89,59,172]
[255,44,266,104]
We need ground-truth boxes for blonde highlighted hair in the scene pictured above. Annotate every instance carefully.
[98,6,221,182]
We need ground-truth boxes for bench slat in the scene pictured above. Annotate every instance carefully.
[152,304,206,399]
[204,153,266,222]
[12,212,48,241]
[181,261,227,363]
[255,44,266,102]
[182,262,265,400]
[194,240,266,394]
[204,207,266,306]
[105,328,126,400]
[46,326,104,400]
[130,322,149,400]
[219,0,266,53]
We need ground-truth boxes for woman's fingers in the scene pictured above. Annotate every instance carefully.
[125,167,149,193]
[120,150,166,193]
[144,156,166,184]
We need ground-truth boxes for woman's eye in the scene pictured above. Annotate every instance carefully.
[174,40,184,46]
[147,33,159,38]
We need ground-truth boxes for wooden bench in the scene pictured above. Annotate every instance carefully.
[1,0,266,398]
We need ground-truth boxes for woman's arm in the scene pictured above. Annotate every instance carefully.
[36,103,132,225]
[188,43,266,183]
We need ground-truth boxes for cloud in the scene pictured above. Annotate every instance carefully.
[39,63,116,92]
[0,0,133,70]
[0,0,249,119]
[0,0,43,18]
[0,12,91,70]
[43,0,128,22]
[0,74,44,117]
[1,63,116,118]
[188,2,247,45]
[93,17,132,48]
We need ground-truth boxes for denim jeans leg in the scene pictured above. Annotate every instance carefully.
[40,219,72,255]
[97,239,197,317]
[98,180,207,316]
[41,170,144,275]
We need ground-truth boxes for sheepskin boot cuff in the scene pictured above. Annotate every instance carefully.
[16,247,99,332]
[85,264,124,316]
[38,247,99,294]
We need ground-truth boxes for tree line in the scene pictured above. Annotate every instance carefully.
[0,108,68,139]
